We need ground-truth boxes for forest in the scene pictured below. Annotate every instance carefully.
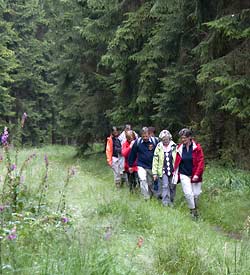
[1,1,250,274]
[1,0,250,168]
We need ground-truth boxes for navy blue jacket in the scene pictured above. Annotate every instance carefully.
[128,137,158,169]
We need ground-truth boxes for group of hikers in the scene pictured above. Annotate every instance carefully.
[106,124,205,219]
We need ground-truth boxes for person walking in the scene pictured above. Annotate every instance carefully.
[148,127,157,138]
[172,128,204,218]
[119,124,138,184]
[152,130,177,207]
[118,124,132,145]
[128,127,158,200]
[106,126,123,187]
[122,130,138,192]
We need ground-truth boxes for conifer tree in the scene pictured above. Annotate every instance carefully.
[2,0,53,144]
[0,1,17,127]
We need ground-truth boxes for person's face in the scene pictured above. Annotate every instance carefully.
[142,132,149,142]
[180,135,191,145]
[112,130,119,137]
[126,135,133,143]
[162,137,170,145]
[125,125,131,133]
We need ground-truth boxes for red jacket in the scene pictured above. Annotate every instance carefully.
[172,140,204,184]
[122,140,138,172]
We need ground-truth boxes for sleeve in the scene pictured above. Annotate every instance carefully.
[128,141,137,167]
[152,146,160,175]
[172,146,177,165]
[105,138,112,166]
[194,145,205,177]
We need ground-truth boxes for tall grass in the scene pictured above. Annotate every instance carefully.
[198,163,250,232]
[1,146,250,274]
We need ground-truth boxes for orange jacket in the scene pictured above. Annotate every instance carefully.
[106,136,113,166]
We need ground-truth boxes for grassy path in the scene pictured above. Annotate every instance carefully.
[9,145,250,274]
[43,146,249,275]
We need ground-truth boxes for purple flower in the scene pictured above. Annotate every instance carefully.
[104,227,112,240]
[0,205,5,212]
[44,154,49,166]
[10,164,17,171]
[7,234,17,240]
[1,127,8,145]
[21,112,27,128]
[22,112,27,120]
[61,217,69,223]
[7,226,17,240]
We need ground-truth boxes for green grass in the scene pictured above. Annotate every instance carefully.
[1,145,250,274]
[199,163,250,232]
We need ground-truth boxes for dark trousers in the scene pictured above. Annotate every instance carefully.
[127,172,139,192]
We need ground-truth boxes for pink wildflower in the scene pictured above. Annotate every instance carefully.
[1,127,8,145]
[7,226,17,240]
[10,164,17,171]
[7,234,17,240]
[103,227,112,240]
[61,217,69,223]
[21,112,27,128]
[44,154,49,166]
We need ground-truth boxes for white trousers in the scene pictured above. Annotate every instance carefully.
[137,166,153,199]
[180,174,202,209]
[111,156,123,183]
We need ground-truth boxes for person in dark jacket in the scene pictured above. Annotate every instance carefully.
[128,127,158,200]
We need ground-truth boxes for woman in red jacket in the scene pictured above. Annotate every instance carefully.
[122,130,138,192]
[172,128,204,219]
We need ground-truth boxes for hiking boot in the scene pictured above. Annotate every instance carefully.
[190,208,199,220]
[115,180,122,188]
[194,197,199,208]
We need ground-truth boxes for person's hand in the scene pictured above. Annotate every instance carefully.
[153,175,158,181]
[192,175,199,182]
[128,167,133,174]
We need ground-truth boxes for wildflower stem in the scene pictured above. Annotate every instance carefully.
[37,157,49,214]
[57,168,71,213]
[0,244,2,275]
[0,214,2,275]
